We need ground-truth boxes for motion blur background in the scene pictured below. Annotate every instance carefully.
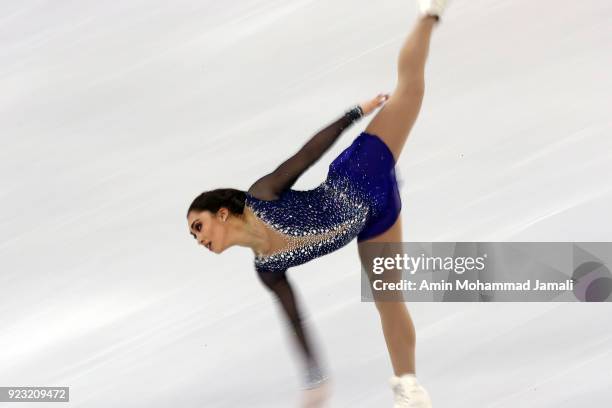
[1,0,611,406]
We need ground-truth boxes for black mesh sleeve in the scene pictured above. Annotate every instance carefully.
[257,270,326,387]
[248,106,364,200]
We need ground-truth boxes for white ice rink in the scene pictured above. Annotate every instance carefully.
[1,0,611,406]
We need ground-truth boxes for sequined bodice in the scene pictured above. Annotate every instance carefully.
[245,173,370,273]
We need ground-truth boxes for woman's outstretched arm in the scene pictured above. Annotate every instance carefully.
[247,106,363,200]
[247,94,388,200]
[257,270,326,388]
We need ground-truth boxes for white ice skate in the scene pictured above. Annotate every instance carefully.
[390,374,432,408]
[417,0,448,20]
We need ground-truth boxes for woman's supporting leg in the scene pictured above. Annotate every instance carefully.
[357,214,417,375]
[364,15,438,162]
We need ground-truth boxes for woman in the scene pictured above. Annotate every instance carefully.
[187,1,449,407]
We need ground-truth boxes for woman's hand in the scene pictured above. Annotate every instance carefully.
[359,92,390,116]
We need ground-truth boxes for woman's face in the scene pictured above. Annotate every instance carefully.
[187,209,229,254]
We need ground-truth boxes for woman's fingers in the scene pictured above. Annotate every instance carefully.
[360,93,390,116]
[373,93,390,109]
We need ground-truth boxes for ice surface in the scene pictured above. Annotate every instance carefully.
[1,0,611,407]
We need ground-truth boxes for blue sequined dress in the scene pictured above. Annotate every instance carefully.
[246,131,401,274]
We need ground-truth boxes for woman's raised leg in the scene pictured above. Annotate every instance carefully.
[364,15,438,162]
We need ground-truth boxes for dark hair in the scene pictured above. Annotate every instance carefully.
[187,188,247,217]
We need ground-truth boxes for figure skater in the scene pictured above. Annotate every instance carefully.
[187,1,449,406]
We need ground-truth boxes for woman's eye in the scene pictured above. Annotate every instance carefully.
[196,224,202,232]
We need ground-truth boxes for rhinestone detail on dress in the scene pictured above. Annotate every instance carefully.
[245,174,370,273]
